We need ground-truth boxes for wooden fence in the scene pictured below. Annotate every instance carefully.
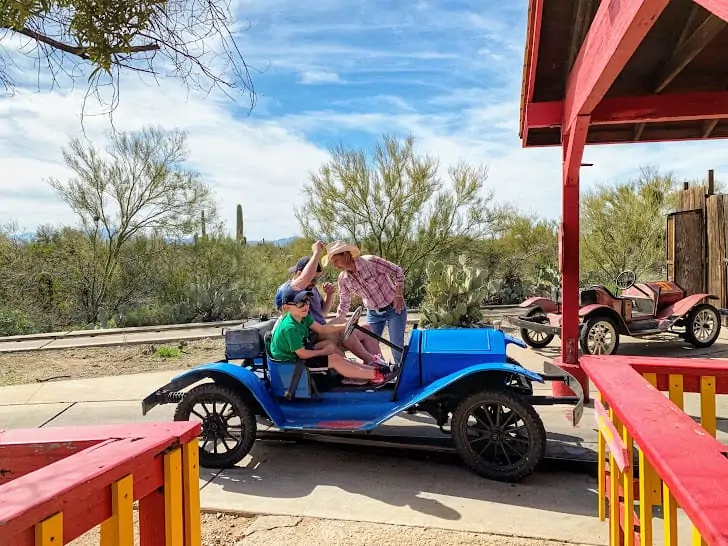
[582,355,728,545]
[0,422,201,546]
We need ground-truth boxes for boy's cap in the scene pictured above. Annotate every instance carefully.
[289,256,322,273]
[280,285,313,305]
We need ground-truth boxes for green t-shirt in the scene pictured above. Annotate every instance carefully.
[269,313,314,361]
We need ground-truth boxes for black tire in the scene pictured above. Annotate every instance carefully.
[451,389,546,482]
[519,309,555,348]
[579,315,620,355]
[683,303,721,348]
[174,383,257,469]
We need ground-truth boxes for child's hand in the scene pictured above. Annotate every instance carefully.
[319,344,336,355]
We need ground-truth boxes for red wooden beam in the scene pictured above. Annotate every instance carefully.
[520,0,544,145]
[527,91,728,129]
[562,0,669,133]
[0,435,181,546]
[581,356,728,546]
[693,0,728,23]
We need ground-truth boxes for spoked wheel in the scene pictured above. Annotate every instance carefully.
[579,315,620,355]
[451,390,546,482]
[174,383,257,468]
[684,303,721,348]
[519,309,555,348]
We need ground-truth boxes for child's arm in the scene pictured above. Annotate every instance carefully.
[294,343,334,359]
[310,320,345,336]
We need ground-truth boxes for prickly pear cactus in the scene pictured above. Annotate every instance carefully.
[420,254,489,328]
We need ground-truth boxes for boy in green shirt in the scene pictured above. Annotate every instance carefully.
[270,285,394,385]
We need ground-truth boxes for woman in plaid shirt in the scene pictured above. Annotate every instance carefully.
[321,241,407,363]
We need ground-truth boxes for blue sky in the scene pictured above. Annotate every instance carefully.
[2,0,728,241]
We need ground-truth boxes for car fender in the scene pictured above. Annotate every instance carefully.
[141,362,285,425]
[667,293,719,318]
[503,333,527,349]
[579,305,629,334]
[372,363,544,429]
[519,297,559,314]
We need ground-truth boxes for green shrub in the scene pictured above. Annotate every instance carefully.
[0,307,38,336]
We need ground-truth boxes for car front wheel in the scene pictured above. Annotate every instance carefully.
[579,315,620,355]
[174,383,257,469]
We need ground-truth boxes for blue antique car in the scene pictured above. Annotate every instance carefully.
[142,307,584,482]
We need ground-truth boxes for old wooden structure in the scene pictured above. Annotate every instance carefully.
[668,170,728,322]
[520,0,728,393]
[520,0,728,543]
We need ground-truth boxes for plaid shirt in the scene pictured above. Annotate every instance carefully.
[335,255,405,320]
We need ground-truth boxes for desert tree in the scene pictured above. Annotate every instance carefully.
[0,0,257,115]
[580,165,678,285]
[295,134,504,304]
[47,125,218,322]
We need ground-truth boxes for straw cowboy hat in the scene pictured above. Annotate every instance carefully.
[321,240,361,267]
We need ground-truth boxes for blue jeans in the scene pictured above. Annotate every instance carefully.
[366,305,407,363]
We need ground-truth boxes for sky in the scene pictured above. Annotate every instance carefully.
[2,0,728,241]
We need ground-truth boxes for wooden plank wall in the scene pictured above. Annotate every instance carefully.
[671,209,704,296]
[706,195,727,310]
[674,170,727,318]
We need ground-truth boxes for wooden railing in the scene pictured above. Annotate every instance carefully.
[0,421,202,546]
[581,355,728,546]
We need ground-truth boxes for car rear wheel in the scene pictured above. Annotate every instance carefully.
[519,309,555,348]
[684,303,721,348]
[174,383,257,469]
[580,315,620,355]
[451,389,546,482]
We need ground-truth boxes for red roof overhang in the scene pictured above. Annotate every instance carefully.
[519,0,728,148]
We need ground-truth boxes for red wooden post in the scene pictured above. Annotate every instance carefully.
[550,0,669,400]
[553,116,590,400]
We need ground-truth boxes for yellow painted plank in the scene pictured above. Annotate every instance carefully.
[165,447,184,546]
[609,408,621,544]
[638,451,653,546]
[182,440,202,546]
[622,425,634,541]
[693,526,707,545]
[597,391,606,522]
[668,374,684,410]
[35,512,63,546]
[663,482,678,546]
[700,376,717,437]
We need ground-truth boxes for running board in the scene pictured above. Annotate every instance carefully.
[504,316,562,335]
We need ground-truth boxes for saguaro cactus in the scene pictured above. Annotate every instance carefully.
[236,204,247,245]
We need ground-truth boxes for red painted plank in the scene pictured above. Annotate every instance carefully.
[139,488,167,546]
[560,116,589,365]
[562,0,669,133]
[0,421,199,447]
[0,434,177,543]
[4,455,165,546]
[528,91,728,129]
[693,0,728,23]
[520,0,544,145]
[0,441,99,485]
[581,357,728,546]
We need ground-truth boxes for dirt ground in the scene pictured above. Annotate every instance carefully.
[67,512,591,546]
[0,338,228,386]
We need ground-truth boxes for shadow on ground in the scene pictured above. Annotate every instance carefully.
[202,436,599,522]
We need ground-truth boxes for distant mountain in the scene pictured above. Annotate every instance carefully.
[9,231,299,246]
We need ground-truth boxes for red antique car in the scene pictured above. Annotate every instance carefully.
[507,270,723,355]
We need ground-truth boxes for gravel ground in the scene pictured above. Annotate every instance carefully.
[67,512,593,546]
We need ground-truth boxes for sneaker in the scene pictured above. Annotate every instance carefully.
[370,368,397,386]
[369,354,392,370]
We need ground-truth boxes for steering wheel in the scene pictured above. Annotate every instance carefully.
[616,270,636,290]
[343,306,363,341]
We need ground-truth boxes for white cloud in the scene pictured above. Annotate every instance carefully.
[0,74,329,240]
[3,0,728,244]
[299,70,342,85]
